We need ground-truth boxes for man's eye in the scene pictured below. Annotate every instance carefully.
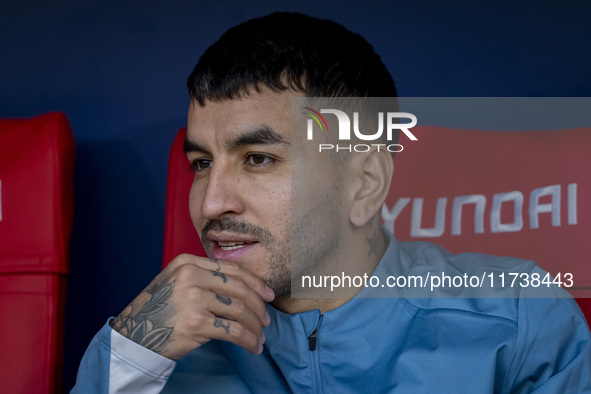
[189,159,212,172]
[246,154,274,166]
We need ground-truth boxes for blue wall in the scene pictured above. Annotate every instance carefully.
[1,1,590,391]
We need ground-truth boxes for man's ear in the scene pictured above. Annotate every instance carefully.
[347,149,394,227]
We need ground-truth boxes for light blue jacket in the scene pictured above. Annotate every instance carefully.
[73,234,591,393]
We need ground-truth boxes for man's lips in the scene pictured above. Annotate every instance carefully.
[210,240,259,260]
[217,240,256,251]
[207,233,259,260]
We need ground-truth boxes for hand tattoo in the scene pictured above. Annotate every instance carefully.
[209,257,221,271]
[211,270,228,283]
[214,317,230,334]
[111,281,175,354]
[215,293,232,305]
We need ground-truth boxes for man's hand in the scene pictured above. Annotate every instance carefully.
[110,254,275,360]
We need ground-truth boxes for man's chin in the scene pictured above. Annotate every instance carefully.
[268,282,291,299]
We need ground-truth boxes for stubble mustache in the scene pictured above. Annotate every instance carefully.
[202,217,292,297]
[201,218,274,247]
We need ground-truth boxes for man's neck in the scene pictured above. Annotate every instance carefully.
[272,226,390,314]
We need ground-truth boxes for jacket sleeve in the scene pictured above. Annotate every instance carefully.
[71,319,176,393]
[502,293,591,393]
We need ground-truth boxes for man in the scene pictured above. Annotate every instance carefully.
[73,12,591,392]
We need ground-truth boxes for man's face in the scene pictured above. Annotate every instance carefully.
[186,89,346,298]
[185,90,293,296]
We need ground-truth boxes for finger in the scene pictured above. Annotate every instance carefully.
[205,257,276,303]
[206,315,263,355]
[177,286,265,354]
[206,291,264,343]
[169,254,275,303]
[169,262,270,327]
[206,271,271,327]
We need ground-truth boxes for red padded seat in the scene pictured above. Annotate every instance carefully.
[0,113,75,393]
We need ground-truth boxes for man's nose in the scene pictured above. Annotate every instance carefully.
[200,163,246,220]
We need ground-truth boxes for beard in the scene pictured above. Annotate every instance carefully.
[201,218,292,298]
[289,182,343,298]
[199,174,343,300]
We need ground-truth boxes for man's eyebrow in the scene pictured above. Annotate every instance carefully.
[183,137,209,154]
[226,125,289,150]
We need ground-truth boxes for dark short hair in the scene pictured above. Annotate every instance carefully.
[187,12,397,105]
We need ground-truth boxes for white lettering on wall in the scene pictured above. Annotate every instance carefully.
[383,183,578,237]
[529,185,561,229]
[451,194,487,235]
[568,183,578,225]
[491,191,524,233]
[411,197,448,238]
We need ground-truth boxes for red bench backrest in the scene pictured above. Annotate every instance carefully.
[0,113,75,393]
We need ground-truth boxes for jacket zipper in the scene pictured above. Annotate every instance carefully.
[308,328,318,351]
[307,314,323,393]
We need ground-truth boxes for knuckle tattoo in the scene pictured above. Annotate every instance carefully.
[213,317,230,334]
[215,293,232,306]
